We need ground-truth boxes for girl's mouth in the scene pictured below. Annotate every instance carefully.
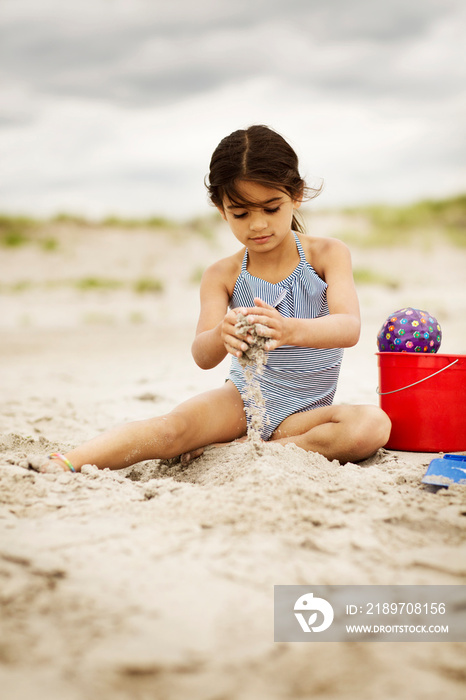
[251,234,272,244]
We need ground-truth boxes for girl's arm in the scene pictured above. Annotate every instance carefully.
[191,261,253,369]
[245,239,361,350]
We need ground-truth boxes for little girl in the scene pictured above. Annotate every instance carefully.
[45,125,390,473]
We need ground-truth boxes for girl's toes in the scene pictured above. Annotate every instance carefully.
[39,459,68,473]
[180,447,205,465]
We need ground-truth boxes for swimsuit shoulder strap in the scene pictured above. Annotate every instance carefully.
[293,232,307,263]
[241,248,248,272]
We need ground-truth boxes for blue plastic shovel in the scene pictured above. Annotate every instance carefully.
[422,454,466,487]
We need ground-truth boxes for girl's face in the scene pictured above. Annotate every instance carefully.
[218,180,301,251]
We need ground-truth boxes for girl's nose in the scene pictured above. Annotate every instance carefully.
[249,213,267,232]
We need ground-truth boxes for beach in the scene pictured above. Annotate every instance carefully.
[1,213,465,699]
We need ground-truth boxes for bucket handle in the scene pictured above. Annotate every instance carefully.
[376,359,459,395]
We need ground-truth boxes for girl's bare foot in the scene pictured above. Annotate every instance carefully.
[39,453,76,473]
[179,436,249,466]
[179,447,205,465]
[39,459,69,473]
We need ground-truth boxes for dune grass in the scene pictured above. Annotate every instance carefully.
[1,277,165,295]
[352,267,400,289]
[338,194,466,247]
[132,277,164,294]
[1,196,464,249]
[73,276,164,294]
[100,214,176,230]
[189,266,206,285]
[0,214,39,247]
[74,277,124,291]
[0,210,221,248]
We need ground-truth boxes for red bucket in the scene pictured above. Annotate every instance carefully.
[376,352,466,452]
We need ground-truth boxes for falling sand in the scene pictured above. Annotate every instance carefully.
[235,313,270,447]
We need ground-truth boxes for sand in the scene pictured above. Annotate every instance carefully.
[235,312,270,444]
[1,219,466,699]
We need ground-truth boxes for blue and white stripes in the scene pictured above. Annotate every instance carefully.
[228,233,343,439]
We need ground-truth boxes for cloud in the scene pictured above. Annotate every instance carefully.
[0,0,464,216]
[2,0,464,108]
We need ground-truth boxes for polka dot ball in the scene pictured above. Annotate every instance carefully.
[377,308,442,353]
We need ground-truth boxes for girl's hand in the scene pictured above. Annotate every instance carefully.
[221,308,254,358]
[240,297,289,351]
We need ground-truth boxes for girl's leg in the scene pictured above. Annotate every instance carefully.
[269,405,391,463]
[48,381,246,472]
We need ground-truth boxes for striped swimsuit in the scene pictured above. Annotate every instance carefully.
[227,233,344,440]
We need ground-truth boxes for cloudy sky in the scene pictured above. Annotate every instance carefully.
[1,0,465,219]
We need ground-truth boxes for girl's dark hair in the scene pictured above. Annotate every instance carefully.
[206,125,322,234]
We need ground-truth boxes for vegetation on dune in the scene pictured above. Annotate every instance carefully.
[0,195,464,249]
[1,277,165,295]
[0,214,40,246]
[100,214,176,230]
[132,277,164,294]
[74,277,124,291]
[352,267,400,289]
[51,213,91,226]
[189,266,206,285]
[0,210,221,247]
[335,194,466,247]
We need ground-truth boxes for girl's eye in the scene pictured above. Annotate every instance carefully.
[232,206,280,219]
